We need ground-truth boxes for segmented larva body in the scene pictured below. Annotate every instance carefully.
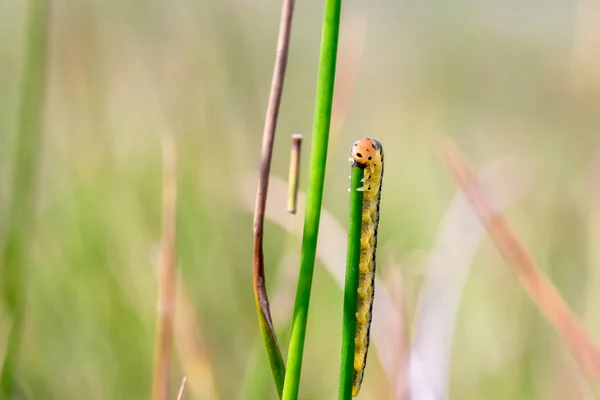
[350,137,384,397]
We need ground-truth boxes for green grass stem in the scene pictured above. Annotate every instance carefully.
[0,0,50,396]
[282,0,343,398]
[338,165,364,399]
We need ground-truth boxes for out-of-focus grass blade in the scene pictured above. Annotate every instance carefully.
[0,0,51,396]
[171,274,219,399]
[151,134,178,400]
[409,158,535,400]
[149,249,218,399]
[441,137,600,393]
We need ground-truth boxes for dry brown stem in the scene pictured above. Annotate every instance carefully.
[252,0,296,393]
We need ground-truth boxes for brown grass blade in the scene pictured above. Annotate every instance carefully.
[440,137,600,391]
[152,134,178,400]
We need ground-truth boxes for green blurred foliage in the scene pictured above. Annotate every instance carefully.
[1,0,600,399]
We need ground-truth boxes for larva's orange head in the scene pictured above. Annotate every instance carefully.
[352,138,377,166]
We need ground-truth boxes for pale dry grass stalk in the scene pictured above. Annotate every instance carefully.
[380,252,410,400]
[176,376,187,400]
[287,133,303,214]
[441,137,600,392]
[152,134,178,400]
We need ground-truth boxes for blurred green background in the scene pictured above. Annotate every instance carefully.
[1,0,600,399]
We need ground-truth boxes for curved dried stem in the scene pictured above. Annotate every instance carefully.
[252,0,296,396]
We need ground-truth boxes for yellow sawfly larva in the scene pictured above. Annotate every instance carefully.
[349,137,384,397]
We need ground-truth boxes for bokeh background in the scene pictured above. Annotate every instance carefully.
[1,0,600,399]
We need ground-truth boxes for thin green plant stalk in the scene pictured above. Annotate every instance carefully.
[338,166,364,399]
[282,0,343,398]
[0,0,51,396]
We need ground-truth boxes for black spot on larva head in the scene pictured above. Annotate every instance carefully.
[371,143,376,149]
[368,156,372,160]
[356,152,363,158]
